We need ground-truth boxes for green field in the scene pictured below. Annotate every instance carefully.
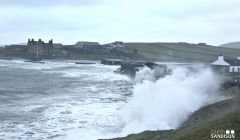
[120,43,240,62]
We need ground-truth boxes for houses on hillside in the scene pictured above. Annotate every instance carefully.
[3,39,126,59]
[110,41,125,48]
[211,55,240,73]
[74,41,125,48]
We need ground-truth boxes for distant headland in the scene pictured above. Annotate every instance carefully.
[1,39,240,62]
[0,39,140,60]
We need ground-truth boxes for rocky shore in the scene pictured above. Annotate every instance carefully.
[102,86,240,140]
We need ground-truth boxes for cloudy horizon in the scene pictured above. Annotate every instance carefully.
[0,0,240,45]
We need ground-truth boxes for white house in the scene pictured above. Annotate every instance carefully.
[212,55,240,72]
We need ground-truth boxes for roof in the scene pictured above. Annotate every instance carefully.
[211,56,230,66]
[211,59,230,66]
[53,43,63,48]
[225,59,240,66]
[5,45,28,48]
[113,41,124,44]
[75,41,100,47]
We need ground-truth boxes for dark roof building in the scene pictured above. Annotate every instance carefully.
[75,41,100,48]
[225,59,240,66]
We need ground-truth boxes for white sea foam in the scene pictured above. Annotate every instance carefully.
[119,67,222,135]
[44,64,130,81]
[0,59,76,70]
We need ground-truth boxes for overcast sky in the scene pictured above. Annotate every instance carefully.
[0,0,240,45]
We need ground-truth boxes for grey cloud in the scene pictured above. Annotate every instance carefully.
[0,0,240,45]
[148,0,240,21]
[0,0,106,7]
[0,16,103,32]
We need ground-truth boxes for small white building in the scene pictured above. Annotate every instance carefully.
[212,55,240,73]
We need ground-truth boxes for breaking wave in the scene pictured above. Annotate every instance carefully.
[119,66,222,135]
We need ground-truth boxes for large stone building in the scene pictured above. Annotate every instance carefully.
[27,39,54,57]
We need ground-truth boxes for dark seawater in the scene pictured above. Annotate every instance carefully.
[0,59,223,140]
[0,59,132,140]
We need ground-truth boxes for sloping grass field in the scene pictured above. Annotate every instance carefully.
[121,43,240,62]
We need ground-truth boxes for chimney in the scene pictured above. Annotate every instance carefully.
[218,54,224,61]
[27,39,30,45]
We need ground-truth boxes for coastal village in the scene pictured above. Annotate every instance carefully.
[1,39,240,77]
[0,39,133,60]
[2,38,240,63]
[1,38,240,84]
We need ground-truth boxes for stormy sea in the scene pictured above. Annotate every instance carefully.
[0,59,222,140]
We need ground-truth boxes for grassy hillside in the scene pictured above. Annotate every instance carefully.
[219,41,240,49]
[2,42,240,62]
[104,86,240,140]
[120,43,240,62]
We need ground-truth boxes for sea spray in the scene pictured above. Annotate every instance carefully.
[134,67,156,82]
[119,66,222,135]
